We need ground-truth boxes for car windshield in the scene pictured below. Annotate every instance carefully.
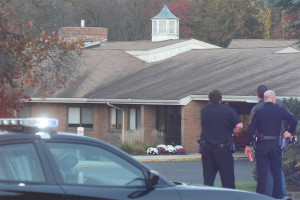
[46,142,146,187]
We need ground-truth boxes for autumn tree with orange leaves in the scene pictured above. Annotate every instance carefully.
[0,1,83,117]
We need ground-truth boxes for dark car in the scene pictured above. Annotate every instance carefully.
[0,118,274,200]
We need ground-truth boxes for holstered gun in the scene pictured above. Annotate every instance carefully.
[252,135,257,150]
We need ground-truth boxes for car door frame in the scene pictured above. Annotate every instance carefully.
[0,137,66,200]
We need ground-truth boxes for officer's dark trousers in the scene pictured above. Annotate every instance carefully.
[255,140,283,199]
[201,142,235,189]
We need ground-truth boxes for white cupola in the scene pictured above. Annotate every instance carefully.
[151,4,180,42]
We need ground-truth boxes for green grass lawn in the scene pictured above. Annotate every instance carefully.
[235,182,257,192]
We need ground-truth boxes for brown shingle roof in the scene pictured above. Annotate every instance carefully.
[27,39,300,101]
[85,47,300,100]
[228,39,299,48]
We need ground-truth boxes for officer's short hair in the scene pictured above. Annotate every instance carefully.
[208,90,222,103]
[257,85,268,98]
[264,90,276,101]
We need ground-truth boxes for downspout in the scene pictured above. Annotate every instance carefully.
[107,102,125,143]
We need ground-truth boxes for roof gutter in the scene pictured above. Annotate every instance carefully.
[25,95,300,106]
[26,98,181,105]
[178,95,260,105]
[189,95,259,103]
[183,95,300,104]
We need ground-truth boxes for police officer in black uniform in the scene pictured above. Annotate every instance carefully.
[250,85,291,198]
[200,89,243,189]
[245,90,298,199]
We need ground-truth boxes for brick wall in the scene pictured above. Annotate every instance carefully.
[181,100,208,153]
[93,105,109,141]
[141,105,157,145]
[59,27,108,42]
[30,103,67,132]
[30,103,110,140]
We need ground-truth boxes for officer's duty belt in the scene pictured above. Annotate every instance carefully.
[257,134,280,140]
[263,136,279,140]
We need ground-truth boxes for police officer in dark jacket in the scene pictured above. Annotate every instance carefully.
[250,85,291,198]
[245,90,298,199]
[200,90,243,189]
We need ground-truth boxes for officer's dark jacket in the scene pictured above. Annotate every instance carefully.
[246,102,298,145]
[200,103,241,145]
[249,99,290,121]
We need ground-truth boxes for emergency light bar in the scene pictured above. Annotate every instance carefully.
[0,118,58,128]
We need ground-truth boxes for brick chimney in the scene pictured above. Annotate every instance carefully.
[59,20,108,42]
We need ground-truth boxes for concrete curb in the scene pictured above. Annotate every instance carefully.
[133,152,248,162]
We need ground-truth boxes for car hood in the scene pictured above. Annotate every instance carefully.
[172,182,275,200]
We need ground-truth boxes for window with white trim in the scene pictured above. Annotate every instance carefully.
[169,21,175,34]
[110,108,122,129]
[68,107,93,128]
[152,20,158,34]
[159,20,166,34]
[129,108,141,130]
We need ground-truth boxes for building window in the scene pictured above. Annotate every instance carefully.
[159,20,166,34]
[129,108,141,130]
[110,108,122,129]
[68,107,93,128]
[152,20,158,34]
[169,21,175,34]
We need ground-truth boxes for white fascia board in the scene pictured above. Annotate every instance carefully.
[179,96,192,105]
[189,95,258,103]
[25,95,300,106]
[25,98,90,104]
[188,95,300,104]
[25,98,182,105]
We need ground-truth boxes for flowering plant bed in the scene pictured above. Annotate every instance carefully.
[146,144,186,155]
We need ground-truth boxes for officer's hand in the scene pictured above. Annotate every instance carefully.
[233,123,243,135]
[283,131,291,139]
[244,146,252,157]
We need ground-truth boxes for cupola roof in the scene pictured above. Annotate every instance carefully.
[152,4,179,20]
